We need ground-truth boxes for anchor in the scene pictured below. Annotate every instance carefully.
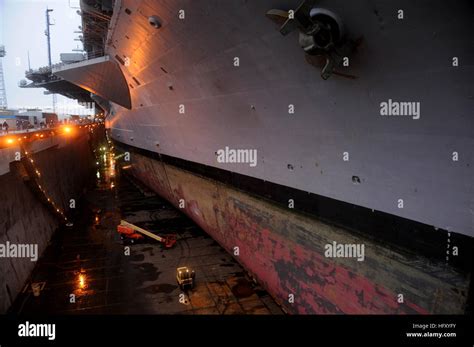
[266,0,358,80]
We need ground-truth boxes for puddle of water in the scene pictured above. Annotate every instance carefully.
[231,278,255,299]
[133,263,160,283]
[131,254,145,262]
[141,284,178,294]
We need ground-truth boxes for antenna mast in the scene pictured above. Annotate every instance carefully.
[45,8,56,112]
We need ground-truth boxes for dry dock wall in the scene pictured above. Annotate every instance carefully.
[122,147,471,314]
[0,131,93,313]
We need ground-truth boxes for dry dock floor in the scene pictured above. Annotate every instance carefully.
[9,173,283,315]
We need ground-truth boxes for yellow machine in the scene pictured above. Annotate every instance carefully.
[176,267,195,290]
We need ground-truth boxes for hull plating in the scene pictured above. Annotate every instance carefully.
[125,150,469,314]
[105,0,474,237]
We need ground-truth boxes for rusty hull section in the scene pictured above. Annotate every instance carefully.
[125,151,469,314]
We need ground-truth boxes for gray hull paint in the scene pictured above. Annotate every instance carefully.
[104,0,474,236]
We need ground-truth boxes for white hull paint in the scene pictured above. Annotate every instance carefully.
[105,0,474,236]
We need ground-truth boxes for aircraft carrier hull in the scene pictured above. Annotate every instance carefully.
[118,143,470,314]
[104,0,474,238]
[51,0,473,314]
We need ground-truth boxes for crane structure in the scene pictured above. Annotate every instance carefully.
[0,45,7,110]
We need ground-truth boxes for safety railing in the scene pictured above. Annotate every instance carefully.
[24,51,106,76]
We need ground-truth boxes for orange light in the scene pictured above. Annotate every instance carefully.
[78,274,86,289]
[6,138,14,145]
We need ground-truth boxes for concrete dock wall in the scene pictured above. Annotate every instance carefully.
[0,131,93,313]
